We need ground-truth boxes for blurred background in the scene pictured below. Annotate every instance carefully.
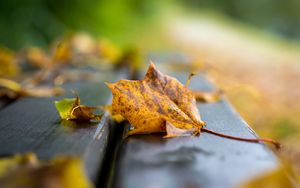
[0,0,300,184]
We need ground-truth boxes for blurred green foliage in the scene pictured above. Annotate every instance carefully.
[1,0,300,49]
[180,0,300,40]
[0,0,164,49]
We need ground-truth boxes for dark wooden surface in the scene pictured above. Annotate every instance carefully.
[111,63,278,188]
[0,58,279,188]
[0,70,126,183]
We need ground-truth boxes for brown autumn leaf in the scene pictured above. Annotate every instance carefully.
[54,95,102,122]
[107,62,206,137]
[106,62,280,148]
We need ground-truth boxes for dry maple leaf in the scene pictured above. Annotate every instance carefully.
[107,62,205,137]
[107,62,280,148]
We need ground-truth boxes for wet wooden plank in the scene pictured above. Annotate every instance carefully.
[0,70,127,182]
[111,63,278,188]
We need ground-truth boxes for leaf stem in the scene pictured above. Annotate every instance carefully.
[201,128,280,149]
[185,72,196,87]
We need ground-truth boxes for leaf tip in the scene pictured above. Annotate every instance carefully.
[149,59,155,64]
[105,82,114,89]
[149,60,156,69]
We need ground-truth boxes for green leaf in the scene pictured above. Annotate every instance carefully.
[54,98,76,119]
[54,96,102,122]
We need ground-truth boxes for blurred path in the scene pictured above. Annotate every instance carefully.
[166,16,300,166]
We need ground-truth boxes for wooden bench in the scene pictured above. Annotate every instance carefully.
[0,55,278,188]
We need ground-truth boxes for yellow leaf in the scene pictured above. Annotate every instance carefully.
[192,90,223,103]
[0,78,63,99]
[106,62,279,148]
[0,153,94,188]
[0,78,22,92]
[25,47,51,68]
[0,47,19,77]
[107,62,205,137]
[238,164,299,188]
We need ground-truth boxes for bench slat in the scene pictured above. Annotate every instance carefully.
[0,71,125,182]
[111,64,278,188]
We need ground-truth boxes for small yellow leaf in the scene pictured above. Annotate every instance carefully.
[0,78,23,93]
[192,90,223,103]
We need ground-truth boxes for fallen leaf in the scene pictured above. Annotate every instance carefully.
[24,47,52,68]
[53,41,72,64]
[0,78,63,99]
[107,62,205,137]
[0,153,94,188]
[192,90,223,103]
[55,95,101,122]
[25,86,64,97]
[0,78,23,93]
[0,47,19,77]
[106,62,280,148]
[55,98,77,119]
[0,153,38,177]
